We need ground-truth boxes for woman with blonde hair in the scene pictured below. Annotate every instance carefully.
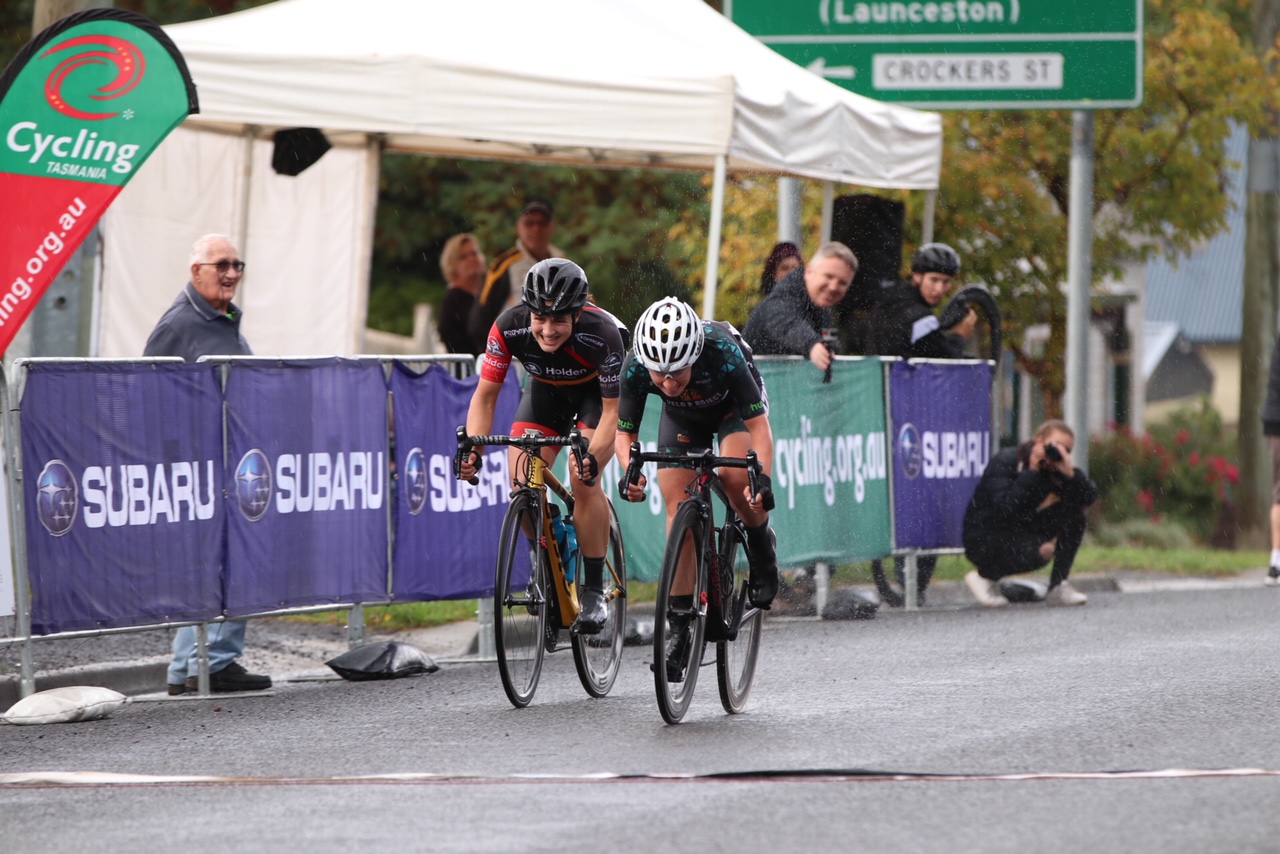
[438,233,486,355]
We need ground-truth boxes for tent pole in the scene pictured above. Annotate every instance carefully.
[353,134,384,355]
[701,155,727,320]
[821,181,835,243]
[235,125,258,302]
[921,188,937,244]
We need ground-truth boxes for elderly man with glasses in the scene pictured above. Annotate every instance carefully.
[144,232,271,694]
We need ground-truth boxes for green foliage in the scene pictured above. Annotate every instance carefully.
[370,156,704,332]
[1088,400,1239,542]
[1088,517,1196,550]
[283,600,479,632]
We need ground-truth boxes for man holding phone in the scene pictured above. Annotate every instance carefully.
[961,419,1098,607]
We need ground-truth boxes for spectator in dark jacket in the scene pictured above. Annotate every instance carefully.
[742,241,857,376]
[867,243,977,604]
[962,419,1097,608]
[760,241,803,297]
[871,242,976,359]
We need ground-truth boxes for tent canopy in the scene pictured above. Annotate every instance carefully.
[165,0,942,189]
[100,0,943,359]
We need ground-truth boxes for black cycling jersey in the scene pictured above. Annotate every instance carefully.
[617,321,767,452]
[481,303,626,434]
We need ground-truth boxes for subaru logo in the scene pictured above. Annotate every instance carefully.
[404,447,428,516]
[234,449,272,521]
[898,423,922,480]
[36,459,77,536]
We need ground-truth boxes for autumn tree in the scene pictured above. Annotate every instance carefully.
[670,0,1275,417]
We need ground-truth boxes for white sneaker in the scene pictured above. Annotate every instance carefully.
[1044,581,1087,606]
[1266,566,1280,586]
[964,570,1009,608]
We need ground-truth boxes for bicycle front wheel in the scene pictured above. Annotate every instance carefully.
[653,501,708,724]
[572,502,628,698]
[494,492,547,708]
[716,520,762,714]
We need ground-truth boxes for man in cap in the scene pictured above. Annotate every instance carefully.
[466,200,563,353]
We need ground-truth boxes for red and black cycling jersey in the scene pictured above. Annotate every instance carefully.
[480,304,626,398]
[617,320,767,435]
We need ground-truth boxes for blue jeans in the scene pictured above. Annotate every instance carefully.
[167,620,248,684]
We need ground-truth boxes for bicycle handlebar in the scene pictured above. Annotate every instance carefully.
[623,442,761,499]
[455,427,591,486]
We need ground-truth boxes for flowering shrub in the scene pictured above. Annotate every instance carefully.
[1088,401,1238,544]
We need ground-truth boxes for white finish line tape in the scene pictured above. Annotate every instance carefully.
[2,768,1278,787]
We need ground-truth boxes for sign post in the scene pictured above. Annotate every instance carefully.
[726,0,1143,109]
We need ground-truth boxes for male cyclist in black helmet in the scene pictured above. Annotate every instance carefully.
[614,298,779,627]
[871,242,977,359]
[457,258,625,635]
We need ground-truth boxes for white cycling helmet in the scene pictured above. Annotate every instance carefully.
[634,297,704,374]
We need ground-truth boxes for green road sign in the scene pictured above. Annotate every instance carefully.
[726,0,1143,109]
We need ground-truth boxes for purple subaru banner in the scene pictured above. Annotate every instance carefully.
[225,359,389,616]
[890,360,993,549]
[391,364,519,601]
[21,362,224,633]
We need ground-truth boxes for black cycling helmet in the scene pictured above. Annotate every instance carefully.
[522,259,589,317]
[911,242,961,277]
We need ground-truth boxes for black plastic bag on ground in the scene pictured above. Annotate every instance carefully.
[326,641,439,681]
[821,588,879,620]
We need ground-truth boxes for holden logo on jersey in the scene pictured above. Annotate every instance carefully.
[235,449,273,522]
[898,423,923,480]
[600,352,622,375]
[485,338,505,358]
[404,447,428,516]
[525,363,543,376]
[35,459,77,536]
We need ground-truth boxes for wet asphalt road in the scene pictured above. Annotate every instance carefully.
[2,583,1279,853]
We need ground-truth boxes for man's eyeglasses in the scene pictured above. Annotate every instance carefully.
[198,260,246,274]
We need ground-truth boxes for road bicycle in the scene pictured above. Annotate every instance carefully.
[623,443,765,724]
[456,428,627,709]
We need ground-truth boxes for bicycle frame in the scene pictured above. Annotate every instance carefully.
[624,445,760,634]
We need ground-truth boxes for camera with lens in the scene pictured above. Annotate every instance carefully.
[1043,443,1063,463]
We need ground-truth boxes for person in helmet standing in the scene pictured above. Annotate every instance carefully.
[456,258,625,635]
[871,242,978,359]
[868,243,978,605]
[614,298,778,627]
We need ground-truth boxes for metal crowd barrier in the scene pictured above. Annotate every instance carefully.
[0,353,478,700]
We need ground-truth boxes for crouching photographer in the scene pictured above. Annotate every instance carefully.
[961,419,1098,608]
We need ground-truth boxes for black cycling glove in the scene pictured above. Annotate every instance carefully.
[754,472,776,512]
[579,451,598,485]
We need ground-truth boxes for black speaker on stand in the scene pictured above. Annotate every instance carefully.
[829,194,905,354]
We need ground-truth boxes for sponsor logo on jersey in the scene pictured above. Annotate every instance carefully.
[574,332,605,349]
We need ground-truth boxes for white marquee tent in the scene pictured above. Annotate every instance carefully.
[98,0,943,356]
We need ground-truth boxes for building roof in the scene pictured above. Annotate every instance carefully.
[1144,123,1249,344]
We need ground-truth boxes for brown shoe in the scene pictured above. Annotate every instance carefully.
[167,682,193,696]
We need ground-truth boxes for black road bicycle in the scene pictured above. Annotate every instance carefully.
[457,428,627,708]
[623,443,764,724]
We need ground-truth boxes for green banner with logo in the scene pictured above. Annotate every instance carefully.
[600,357,892,583]
[0,9,197,353]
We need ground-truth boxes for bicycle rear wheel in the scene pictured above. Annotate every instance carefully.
[572,502,628,698]
[494,492,547,708]
[653,501,708,724]
[716,520,762,714]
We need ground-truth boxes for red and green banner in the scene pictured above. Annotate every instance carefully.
[0,9,197,353]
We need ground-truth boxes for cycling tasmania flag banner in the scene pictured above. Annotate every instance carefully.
[0,9,197,353]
